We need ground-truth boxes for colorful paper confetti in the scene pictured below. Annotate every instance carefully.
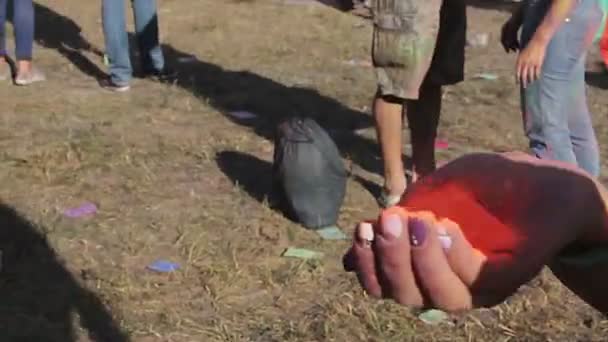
[316,226,348,240]
[63,202,98,218]
[472,73,499,81]
[418,309,449,325]
[228,110,258,120]
[282,247,324,260]
[147,260,181,273]
[435,139,449,149]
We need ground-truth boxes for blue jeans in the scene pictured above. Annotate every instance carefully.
[521,0,603,177]
[102,0,165,85]
[0,0,34,60]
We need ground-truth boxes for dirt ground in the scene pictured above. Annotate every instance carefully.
[0,0,607,341]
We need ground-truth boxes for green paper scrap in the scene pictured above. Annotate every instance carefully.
[316,226,348,240]
[103,54,109,66]
[472,73,498,81]
[282,247,323,260]
[418,309,449,325]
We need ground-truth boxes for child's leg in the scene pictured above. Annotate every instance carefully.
[102,0,132,86]
[373,92,406,198]
[371,0,442,205]
[13,0,34,71]
[132,0,164,73]
[406,83,442,178]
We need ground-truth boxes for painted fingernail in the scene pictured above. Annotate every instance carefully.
[437,226,452,250]
[409,217,427,247]
[438,234,453,250]
[359,222,375,243]
[383,214,402,239]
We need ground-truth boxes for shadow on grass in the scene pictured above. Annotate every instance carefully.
[215,150,297,221]
[0,204,129,342]
[32,3,106,79]
[29,6,391,205]
[585,71,608,90]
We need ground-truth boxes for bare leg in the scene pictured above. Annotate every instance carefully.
[17,60,32,74]
[373,90,407,199]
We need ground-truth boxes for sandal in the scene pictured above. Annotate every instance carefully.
[377,189,405,208]
[377,170,419,208]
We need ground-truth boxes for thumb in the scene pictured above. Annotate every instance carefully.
[438,218,488,286]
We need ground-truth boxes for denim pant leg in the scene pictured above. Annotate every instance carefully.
[13,0,34,60]
[568,57,600,177]
[102,0,132,85]
[521,0,602,175]
[0,0,7,57]
[132,0,164,72]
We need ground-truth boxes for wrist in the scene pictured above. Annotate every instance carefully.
[529,29,552,47]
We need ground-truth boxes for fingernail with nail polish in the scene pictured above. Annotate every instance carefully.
[438,234,453,250]
[359,222,374,242]
[409,218,427,247]
[437,226,452,250]
[383,214,402,238]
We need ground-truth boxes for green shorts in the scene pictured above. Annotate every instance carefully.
[372,0,466,99]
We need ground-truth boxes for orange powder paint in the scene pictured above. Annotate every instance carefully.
[601,23,608,69]
[398,181,521,258]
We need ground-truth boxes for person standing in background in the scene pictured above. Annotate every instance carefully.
[370,0,466,207]
[0,0,45,85]
[502,0,603,177]
[101,0,174,92]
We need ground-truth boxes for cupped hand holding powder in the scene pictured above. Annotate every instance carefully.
[344,152,608,314]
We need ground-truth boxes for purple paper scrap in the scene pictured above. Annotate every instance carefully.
[63,202,98,218]
[147,260,180,273]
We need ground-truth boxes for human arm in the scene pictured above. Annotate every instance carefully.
[344,152,608,313]
[517,0,577,86]
[501,4,525,52]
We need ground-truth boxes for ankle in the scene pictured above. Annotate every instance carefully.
[17,60,32,73]
[383,175,407,196]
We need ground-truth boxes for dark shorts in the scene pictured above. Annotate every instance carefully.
[372,0,466,99]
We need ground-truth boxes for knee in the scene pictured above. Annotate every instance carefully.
[375,88,404,105]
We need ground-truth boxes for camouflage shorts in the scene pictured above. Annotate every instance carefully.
[371,0,466,100]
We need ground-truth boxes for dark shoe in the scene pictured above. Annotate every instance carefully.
[142,67,177,82]
[99,78,130,92]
